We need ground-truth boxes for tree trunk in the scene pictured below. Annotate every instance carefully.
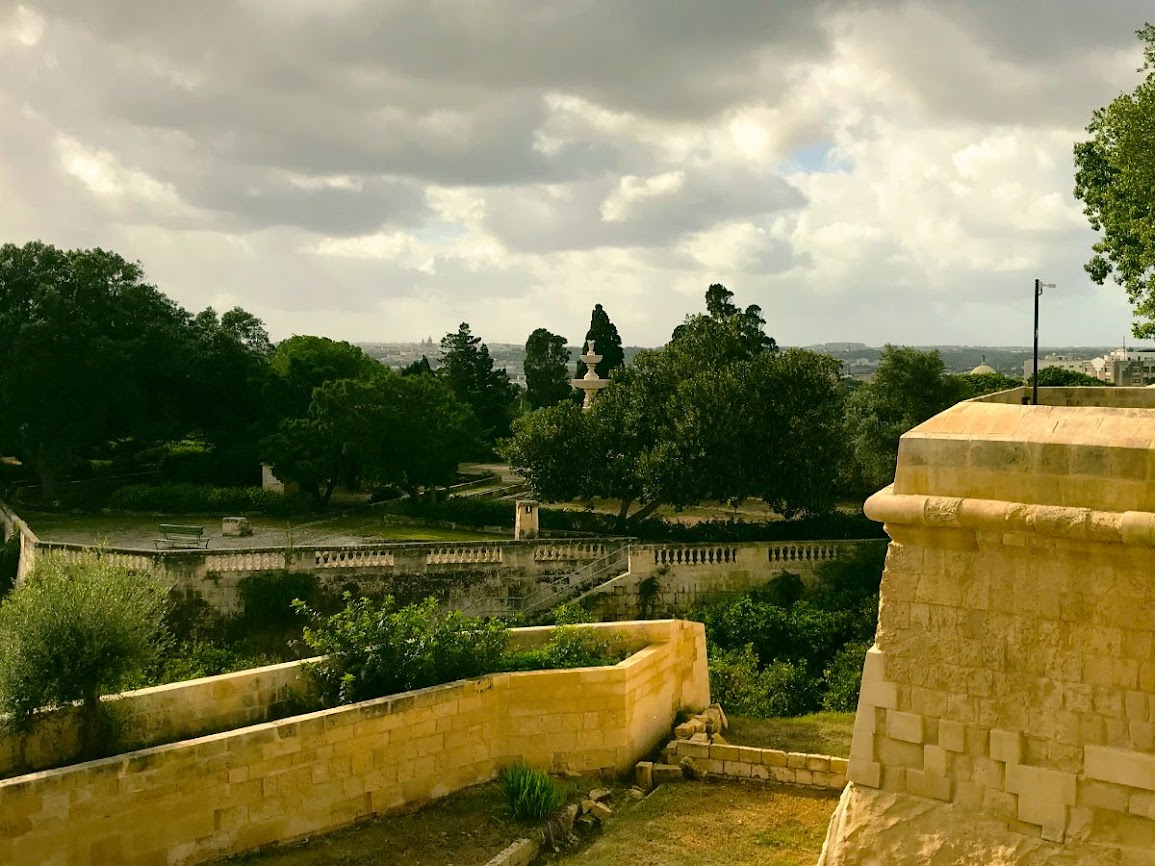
[625,501,662,526]
[321,477,337,504]
[613,499,634,532]
[30,443,61,504]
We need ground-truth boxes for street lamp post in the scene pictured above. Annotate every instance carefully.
[1033,278,1056,405]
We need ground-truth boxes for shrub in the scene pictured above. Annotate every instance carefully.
[296,595,508,705]
[501,624,625,672]
[238,571,321,629]
[108,483,281,514]
[0,552,170,757]
[501,764,565,822]
[707,644,821,717]
[822,640,869,712]
[147,640,268,685]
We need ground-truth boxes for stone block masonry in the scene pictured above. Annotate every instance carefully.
[662,739,848,790]
[821,389,1155,865]
[0,619,708,866]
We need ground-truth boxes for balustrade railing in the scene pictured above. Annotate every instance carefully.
[652,546,740,567]
[311,547,395,569]
[533,542,607,562]
[425,546,504,565]
[204,551,288,573]
[767,542,842,564]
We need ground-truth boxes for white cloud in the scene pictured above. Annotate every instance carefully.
[0,0,1150,348]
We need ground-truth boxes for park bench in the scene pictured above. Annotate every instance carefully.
[154,524,209,550]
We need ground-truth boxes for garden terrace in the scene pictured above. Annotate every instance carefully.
[0,619,707,866]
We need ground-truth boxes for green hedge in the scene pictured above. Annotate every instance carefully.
[107,484,316,516]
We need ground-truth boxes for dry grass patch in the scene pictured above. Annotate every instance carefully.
[217,782,520,865]
[725,713,854,758]
[544,780,837,866]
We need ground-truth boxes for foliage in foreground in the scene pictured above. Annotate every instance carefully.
[1074,24,1155,338]
[296,595,630,707]
[0,553,170,756]
[501,763,566,822]
[297,595,509,706]
[696,544,885,717]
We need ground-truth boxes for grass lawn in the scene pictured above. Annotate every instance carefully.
[724,713,855,758]
[21,509,509,549]
[543,781,837,866]
[218,782,522,865]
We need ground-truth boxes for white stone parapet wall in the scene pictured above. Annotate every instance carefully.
[825,391,1155,864]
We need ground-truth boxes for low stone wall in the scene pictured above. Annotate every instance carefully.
[662,739,848,790]
[0,660,310,778]
[587,540,883,619]
[0,619,709,866]
[13,520,875,620]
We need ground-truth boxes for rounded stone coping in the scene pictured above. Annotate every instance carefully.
[864,486,1155,547]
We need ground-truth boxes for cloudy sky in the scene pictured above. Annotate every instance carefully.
[1,1,1151,349]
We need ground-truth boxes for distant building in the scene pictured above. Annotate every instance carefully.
[1023,353,1109,382]
[1023,348,1155,385]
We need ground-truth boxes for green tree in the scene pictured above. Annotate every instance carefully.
[268,335,385,420]
[574,303,625,381]
[845,346,964,491]
[185,306,276,482]
[439,323,519,443]
[523,328,573,409]
[262,370,477,502]
[0,553,170,758]
[1031,367,1109,387]
[1074,25,1155,337]
[507,286,845,527]
[671,283,777,360]
[0,242,193,500]
[953,371,1024,399]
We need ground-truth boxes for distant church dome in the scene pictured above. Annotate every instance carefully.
[970,355,996,375]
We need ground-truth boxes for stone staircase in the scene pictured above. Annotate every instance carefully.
[459,543,630,619]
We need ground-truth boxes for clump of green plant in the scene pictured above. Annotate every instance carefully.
[0,552,170,758]
[501,624,627,672]
[501,763,566,822]
[822,640,869,712]
[295,594,509,706]
[708,644,821,717]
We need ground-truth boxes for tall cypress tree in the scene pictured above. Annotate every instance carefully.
[524,328,573,409]
[575,303,625,381]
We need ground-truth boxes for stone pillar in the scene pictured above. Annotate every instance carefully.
[514,500,539,540]
[822,387,1155,864]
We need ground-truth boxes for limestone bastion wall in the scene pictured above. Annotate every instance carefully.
[821,388,1155,866]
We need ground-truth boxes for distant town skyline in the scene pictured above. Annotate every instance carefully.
[1,2,1151,347]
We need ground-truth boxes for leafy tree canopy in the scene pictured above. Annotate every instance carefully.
[1074,24,1155,337]
[0,553,169,757]
[439,323,518,443]
[261,369,477,502]
[1031,367,1109,387]
[845,345,964,491]
[0,241,193,499]
[268,335,384,420]
[506,286,844,526]
[523,327,573,409]
[575,304,625,381]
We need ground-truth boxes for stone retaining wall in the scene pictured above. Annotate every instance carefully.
[663,739,848,790]
[0,619,709,866]
[0,660,310,778]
